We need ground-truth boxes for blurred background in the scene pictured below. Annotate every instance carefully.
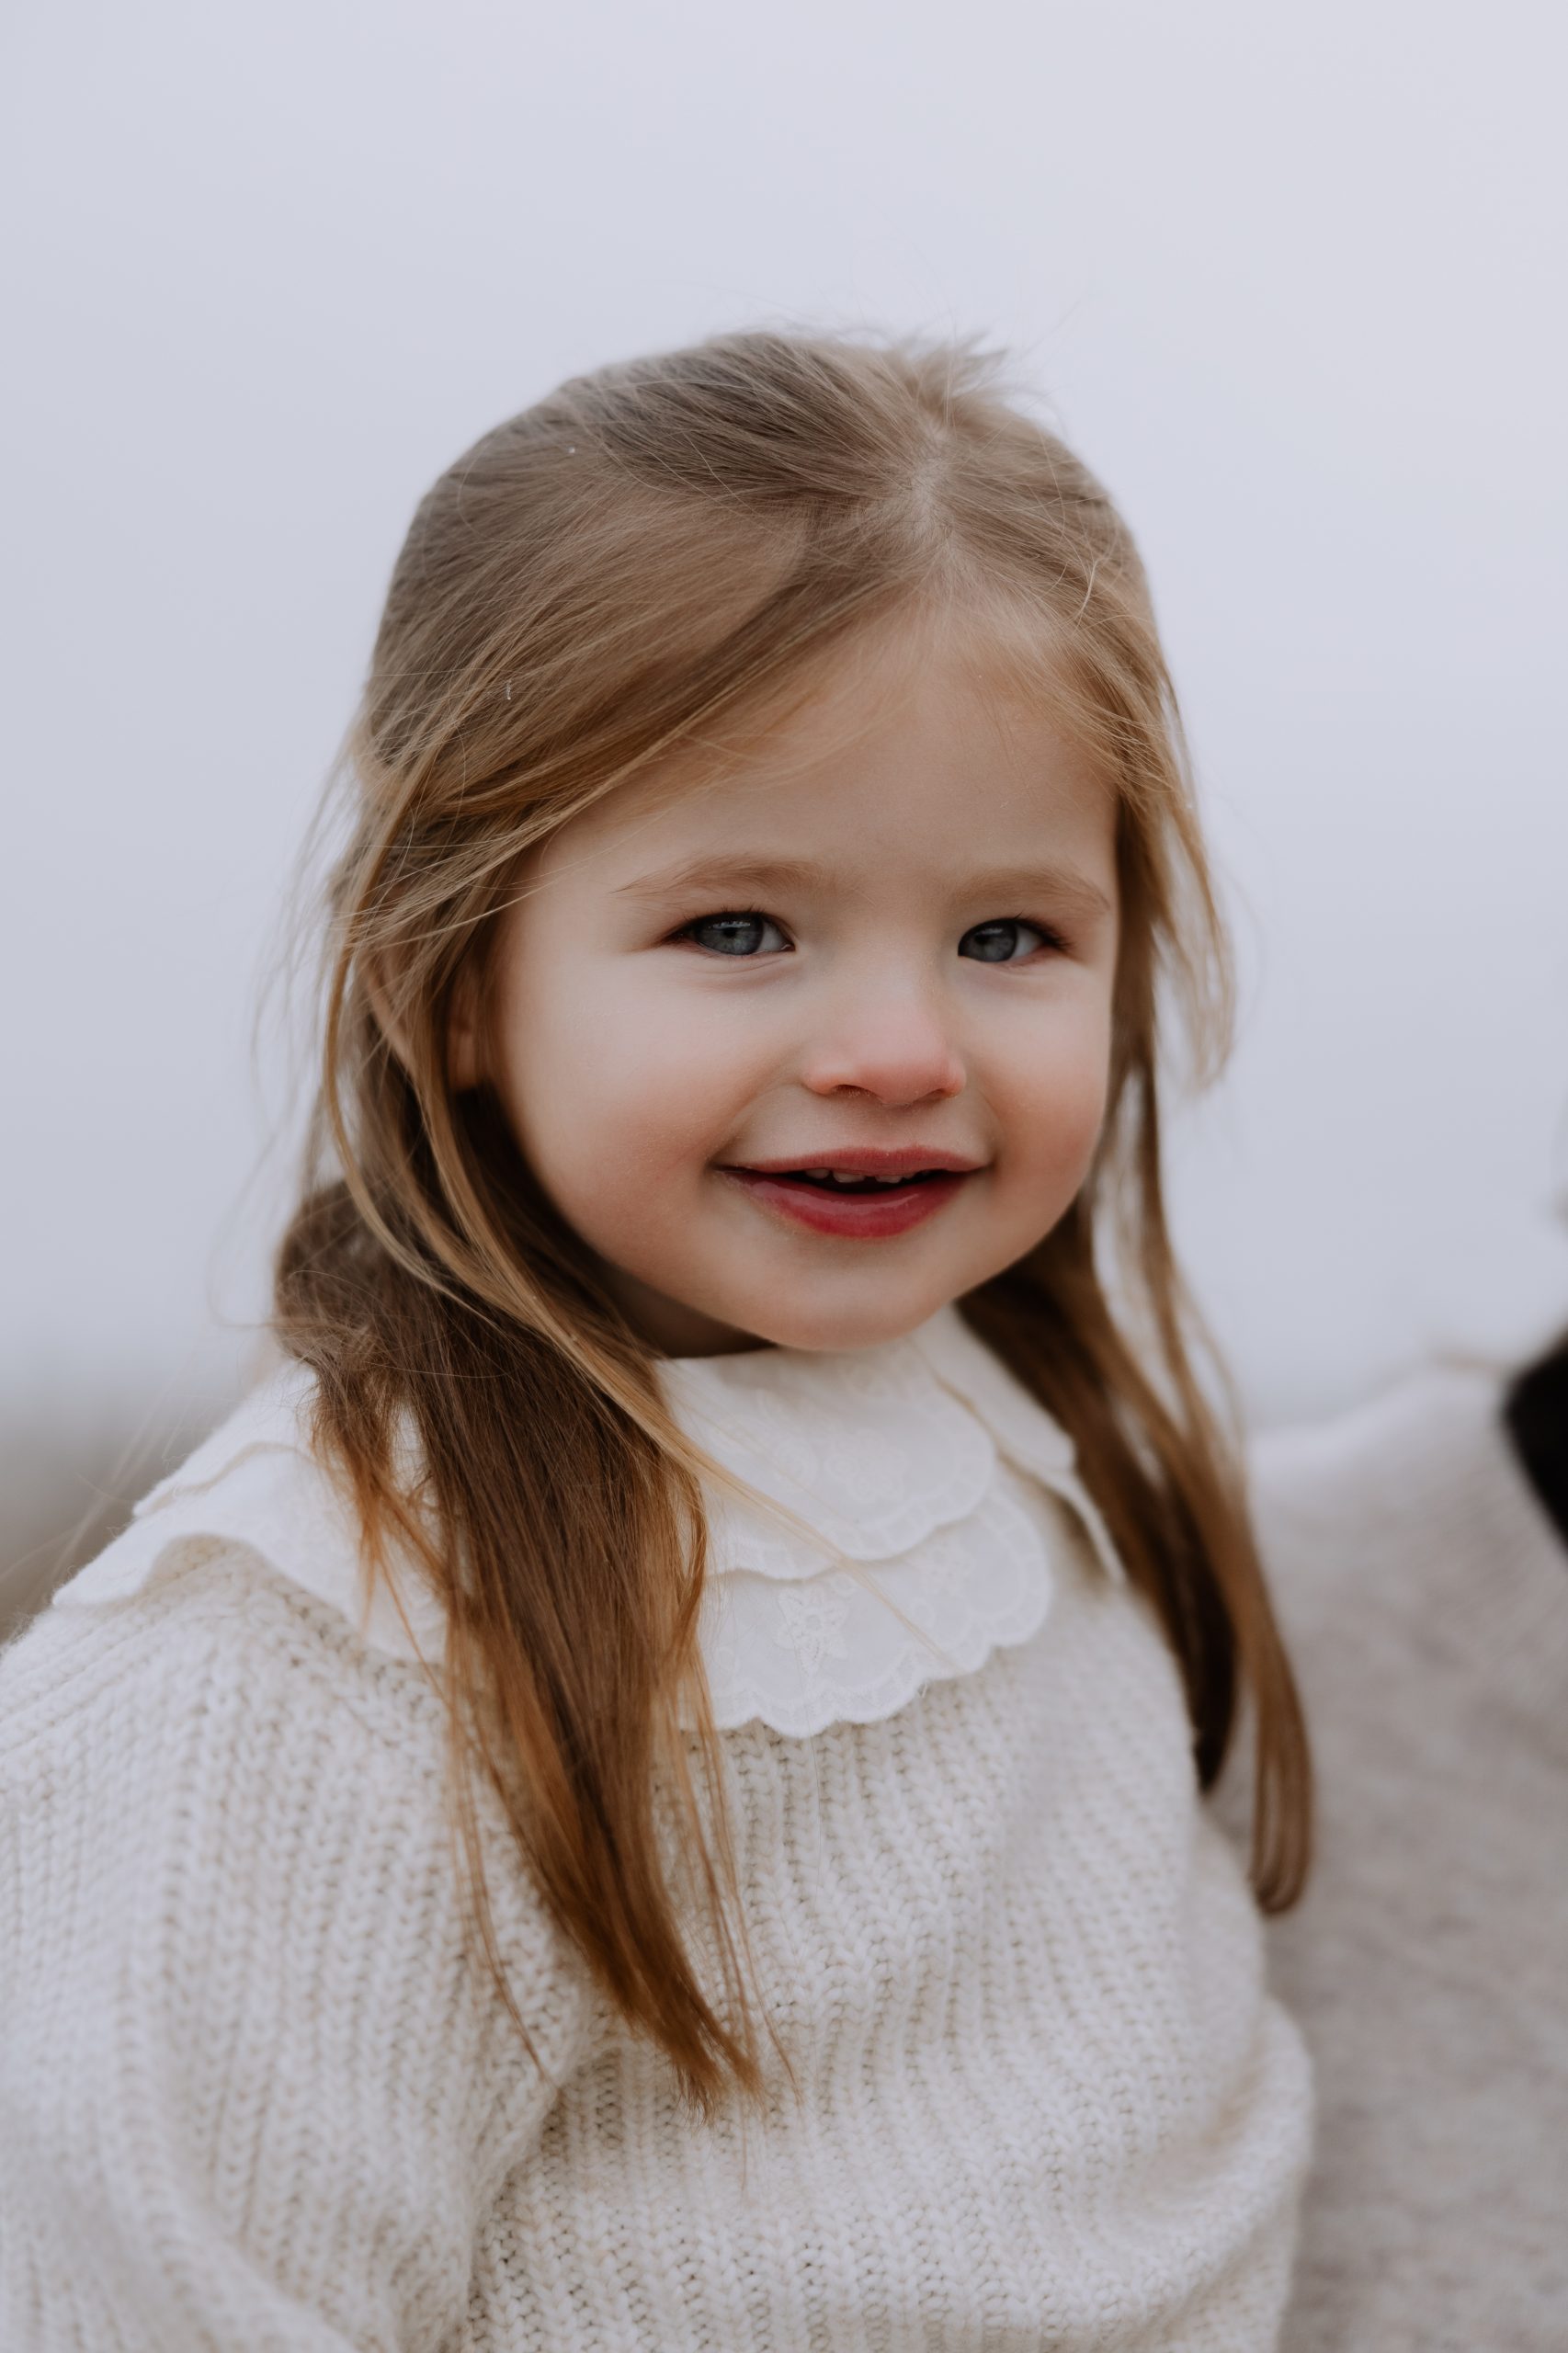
[4,0,1566,1630]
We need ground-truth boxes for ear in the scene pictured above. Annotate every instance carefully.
[361,945,488,1090]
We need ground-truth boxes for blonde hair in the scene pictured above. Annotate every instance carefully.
[274,328,1312,2120]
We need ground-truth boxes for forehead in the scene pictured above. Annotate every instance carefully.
[531,611,1118,901]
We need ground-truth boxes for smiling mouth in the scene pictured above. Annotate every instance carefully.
[750,1166,957,1193]
[715,1157,979,1239]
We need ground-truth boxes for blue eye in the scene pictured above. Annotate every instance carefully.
[959,919,1055,963]
[680,910,790,956]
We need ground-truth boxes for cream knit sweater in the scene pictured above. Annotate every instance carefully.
[0,1305,1311,2350]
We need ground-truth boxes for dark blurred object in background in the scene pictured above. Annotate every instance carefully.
[1505,1328,1568,1546]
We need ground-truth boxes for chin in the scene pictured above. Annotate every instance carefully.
[737,1290,952,1357]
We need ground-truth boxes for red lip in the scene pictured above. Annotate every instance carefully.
[729,1147,983,1177]
[716,1152,980,1241]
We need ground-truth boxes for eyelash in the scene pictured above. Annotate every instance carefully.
[669,908,1071,960]
[669,905,782,950]
[969,921,1071,963]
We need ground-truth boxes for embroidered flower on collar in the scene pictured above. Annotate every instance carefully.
[659,1302,1124,1737]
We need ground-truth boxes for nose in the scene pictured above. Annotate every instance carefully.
[799,974,966,1108]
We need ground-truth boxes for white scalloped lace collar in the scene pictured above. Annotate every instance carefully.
[54,1302,1124,1738]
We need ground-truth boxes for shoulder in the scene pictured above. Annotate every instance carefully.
[1,1528,442,1786]
[33,1357,447,1669]
[0,1514,587,2063]
[1,1366,460,1919]
[0,1542,594,2349]
[0,1535,472,1975]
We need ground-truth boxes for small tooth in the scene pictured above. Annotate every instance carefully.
[790,1166,929,1187]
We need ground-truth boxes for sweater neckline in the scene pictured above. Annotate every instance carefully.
[650,1301,1123,1734]
[51,1302,1124,1739]
[655,1300,1090,1565]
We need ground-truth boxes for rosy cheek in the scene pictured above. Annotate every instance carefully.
[530,989,749,1186]
[1011,1037,1111,1180]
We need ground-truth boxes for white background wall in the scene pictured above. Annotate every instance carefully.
[4,0,1566,1443]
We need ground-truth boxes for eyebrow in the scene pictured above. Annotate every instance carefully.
[971,866,1114,918]
[614,853,1114,918]
[615,856,846,904]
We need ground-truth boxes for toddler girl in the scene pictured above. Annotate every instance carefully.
[0,331,1313,2349]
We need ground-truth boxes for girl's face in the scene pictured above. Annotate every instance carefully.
[467,618,1120,1357]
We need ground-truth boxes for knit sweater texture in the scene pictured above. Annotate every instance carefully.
[0,1305,1312,2350]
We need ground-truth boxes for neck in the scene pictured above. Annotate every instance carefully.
[598,1262,776,1358]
